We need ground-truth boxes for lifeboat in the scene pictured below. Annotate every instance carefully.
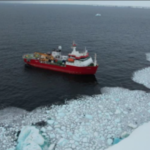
[67,58,74,62]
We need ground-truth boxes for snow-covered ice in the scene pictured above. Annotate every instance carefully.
[106,122,150,150]
[132,53,150,89]
[146,53,150,62]
[16,126,49,150]
[132,67,150,89]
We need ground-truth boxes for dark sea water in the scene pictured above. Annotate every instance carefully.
[0,4,150,111]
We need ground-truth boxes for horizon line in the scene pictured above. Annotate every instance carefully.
[1,1,150,9]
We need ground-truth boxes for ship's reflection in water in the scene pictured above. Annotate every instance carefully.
[22,65,100,111]
[64,73,98,83]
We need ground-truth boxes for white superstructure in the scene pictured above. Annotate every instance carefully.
[51,42,97,67]
[66,57,93,67]
[69,44,88,58]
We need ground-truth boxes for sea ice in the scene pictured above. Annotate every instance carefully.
[115,109,121,114]
[146,53,150,62]
[48,143,56,150]
[107,139,113,145]
[121,132,129,138]
[112,138,122,145]
[48,120,54,125]
[115,119,120,123]
[16,126,49,150]
[128,123,137,129]
[85,114,93,119]
[132,53,150,89]
[106,122,150,150]
[132,67,150,89]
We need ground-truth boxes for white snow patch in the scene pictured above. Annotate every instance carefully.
[132,53,150,89]
[106,122,150,150]
[128,123,137,129]
[132,67,150,89]
[146,53,150,62]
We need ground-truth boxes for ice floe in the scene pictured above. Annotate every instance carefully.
[146,53,150,62]
[16,126,49,150]
[106,122,150,150]
[132,53,150,89]
[132,67,150,89]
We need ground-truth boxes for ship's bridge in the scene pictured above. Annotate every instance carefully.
[68,43,89,59]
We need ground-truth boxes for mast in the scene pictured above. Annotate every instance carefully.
[72,41,77,53]
[94,53,97,66]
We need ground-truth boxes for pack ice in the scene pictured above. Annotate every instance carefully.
[2,86,150,150]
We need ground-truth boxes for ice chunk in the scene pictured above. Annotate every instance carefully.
[112,138,122,145]
[0,127,6,139]
[128,123,137,129]
[115,119,120,123]
[47,120,54,125]
[121,132,129,138]
[57,138,68,147]
[132,67,150,89]
[47,126,53,131]
[115,99,120,102]
[65,148,72,150]
[115,109,121,114]
[58,112,65,117]
[85,114,93,119]
[22,142,42,150]
[146,53,150,62]
[41,127,46,132]
[7,148,15,150]
[16,126,49,150]
[50,133,55,138]
[18,126,44,145]
[94,132,99,137]
[46,110,50,114]
[48,143,56,150]
[82,138,88,142]
[107,138,113,145]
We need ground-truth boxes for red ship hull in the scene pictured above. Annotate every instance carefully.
[24,59,98,75]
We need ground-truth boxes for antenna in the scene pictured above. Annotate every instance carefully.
[72,40,77,47]
[94,53,97,66]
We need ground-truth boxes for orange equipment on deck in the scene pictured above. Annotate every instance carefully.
[34,52,54,61]
[67,58,74,62]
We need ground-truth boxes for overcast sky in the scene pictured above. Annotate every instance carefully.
[3,1,150,8]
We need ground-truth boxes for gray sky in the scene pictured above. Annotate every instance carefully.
[4,1,150,8]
